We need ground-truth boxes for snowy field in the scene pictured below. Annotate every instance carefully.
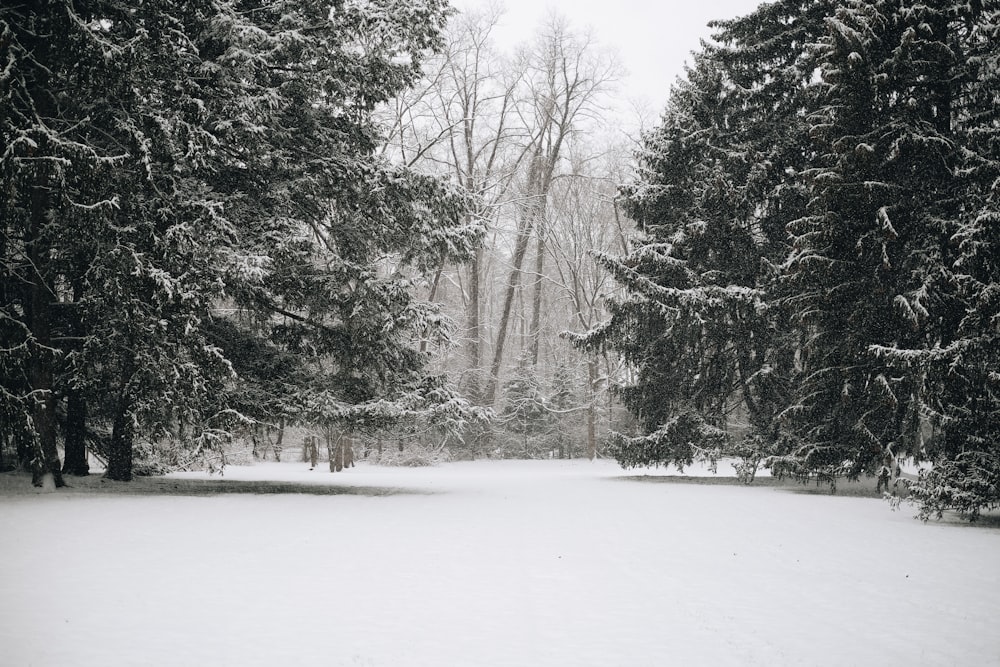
[2,459,998,667]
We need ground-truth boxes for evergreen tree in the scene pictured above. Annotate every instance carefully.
[207,0,483,448]
[548,362,579,458]
[2,0,233,483]
[578,0,828,471]
[585,0,1000,516]
[499,356,550,458]
[777,1,996,488]
[868,1,1000,517]
[1,0,483,482]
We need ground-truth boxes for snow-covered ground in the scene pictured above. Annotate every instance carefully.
[1,459,998,667]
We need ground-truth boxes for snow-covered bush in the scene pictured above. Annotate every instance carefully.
[902,453,1000,521]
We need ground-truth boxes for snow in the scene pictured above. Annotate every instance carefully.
[1,459,998,667]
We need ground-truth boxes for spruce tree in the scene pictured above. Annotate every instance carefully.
[499,356,550,458]
[867,1,1000,517]
[2,0,483,482]
[578,1,827,472]
[777,1,993,489]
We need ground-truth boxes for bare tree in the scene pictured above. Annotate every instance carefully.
[382,3,529,402]
[378,6,632,459]
[540,139,631,458]
[483,15,620,406]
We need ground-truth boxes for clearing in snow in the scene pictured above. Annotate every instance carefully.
[1,459,998,667]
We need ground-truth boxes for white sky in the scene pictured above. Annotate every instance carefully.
[449,0,766,118]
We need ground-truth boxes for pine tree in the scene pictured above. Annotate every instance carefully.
[578,0,828,471]
[776,1,994,488]
[2,0,483,482]
[499,356,550,458]
[205,0,483,448]
[548,362,579,458]
[868,1,1000,517]
[2,0,232,483]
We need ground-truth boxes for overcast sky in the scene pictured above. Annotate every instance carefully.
[448,0,765,123]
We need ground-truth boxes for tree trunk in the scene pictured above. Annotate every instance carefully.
[27,175,64,488]
[482,149,552,406]
[528,219,545,366]
[465,247,483,397]
[332,433,345,472]
[105,389,134,481]
[105,362,135,482]
[62,277,89,476]
[309,436,318,469]
[344,434,354,468]
[62,391,89,476]
[273,417,285,462]
[29,365,62,487]
[15,431,33,471]
[483,200,540,405]
[587,356,598,460]
[325,429,338,472]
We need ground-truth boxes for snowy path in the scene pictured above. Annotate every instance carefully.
[1,460,998,666]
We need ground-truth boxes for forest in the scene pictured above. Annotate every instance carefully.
[2,0,998,520]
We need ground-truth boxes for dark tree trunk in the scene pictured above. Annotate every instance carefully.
[27,173,64,488]
[105,366,135,482]
[325,426,340,472]
[483,206,537,405]
[324,429,339,472]
[307,435,318,469]
[15,431,33,471]
[345,434,355,468]
[62,277,89,476]
[106,399,134,481]
[484,150,555,405]
[27,338,61,486]
[62,391,90,476]
[333,436,344,472]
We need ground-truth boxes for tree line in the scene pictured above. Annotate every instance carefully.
[575,0,1000,519]
[4,0,997,521]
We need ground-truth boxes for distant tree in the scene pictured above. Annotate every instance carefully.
[379,9,623,457]
[548,141,632,460]
[380,3,527,403]
[483,16,619,406]
[498,356,550,457]
[547,361,580,458]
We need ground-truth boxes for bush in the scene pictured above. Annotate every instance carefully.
[902,452,1000,521]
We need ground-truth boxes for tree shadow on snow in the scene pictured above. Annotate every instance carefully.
[613,474,1000,527]
[135,477,432,497]
[0,471,432,498]
[615,473,888,498]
